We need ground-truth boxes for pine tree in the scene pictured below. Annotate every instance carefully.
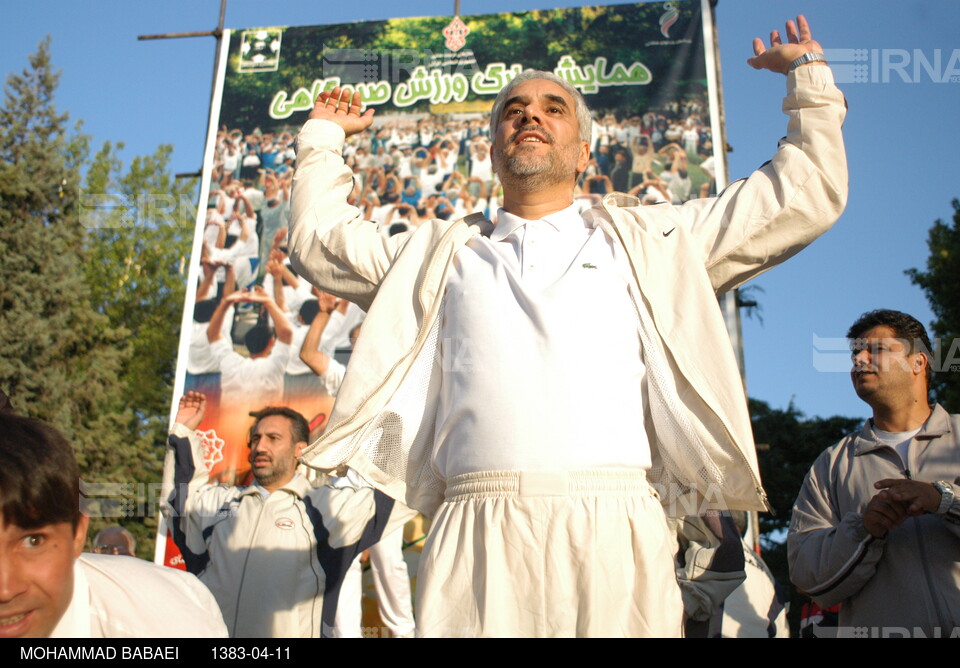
[0,39,151,550]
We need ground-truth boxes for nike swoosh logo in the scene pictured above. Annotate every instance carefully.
[663,228,676,237]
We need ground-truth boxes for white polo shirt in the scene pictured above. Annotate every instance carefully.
[433,204,652,477]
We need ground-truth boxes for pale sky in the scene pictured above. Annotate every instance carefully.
[4,0,958,422]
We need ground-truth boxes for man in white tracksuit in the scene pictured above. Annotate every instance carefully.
[166,392,395,637]
[289,16,847,636]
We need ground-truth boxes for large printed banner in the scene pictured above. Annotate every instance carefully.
[230,3,711,119]
[163,0,719,626]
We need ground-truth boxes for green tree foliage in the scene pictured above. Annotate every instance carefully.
[0,40,195,557]
[0,38,130,456]
[82,143,197,446]
[79,145,197,557]
[749,397,862,635]
[906,199,960,412]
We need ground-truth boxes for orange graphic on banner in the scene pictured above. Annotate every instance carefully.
[442,16,470,52]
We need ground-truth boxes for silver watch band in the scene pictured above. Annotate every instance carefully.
[935,480,955,515]
[789,52,827,71]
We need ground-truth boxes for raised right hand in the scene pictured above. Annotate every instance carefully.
[176,391,206,431]
[309,87,375,138]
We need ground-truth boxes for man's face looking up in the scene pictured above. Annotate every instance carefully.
[0,515,88,638]
[491,79,589,190]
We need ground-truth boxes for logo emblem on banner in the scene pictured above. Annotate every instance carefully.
[239,29,283,72]
[198,429,226,471]
[443,16,470,52]
[659,1,679,38]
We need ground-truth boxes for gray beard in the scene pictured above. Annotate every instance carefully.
[495,144,581,193]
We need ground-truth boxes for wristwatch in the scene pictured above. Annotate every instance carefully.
[789,52,827,71]
[934,480,955,515]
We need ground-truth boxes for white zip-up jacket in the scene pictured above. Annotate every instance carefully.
[165,424,395,638]
[288,65,847,517]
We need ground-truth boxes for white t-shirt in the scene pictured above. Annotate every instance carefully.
[188,312,233,374]
[50,554,227,638]
[212,339,292,406]
[873,425,922,471]
[470,153,493,182]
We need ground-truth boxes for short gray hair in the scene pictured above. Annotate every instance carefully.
[489,70,593,146]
